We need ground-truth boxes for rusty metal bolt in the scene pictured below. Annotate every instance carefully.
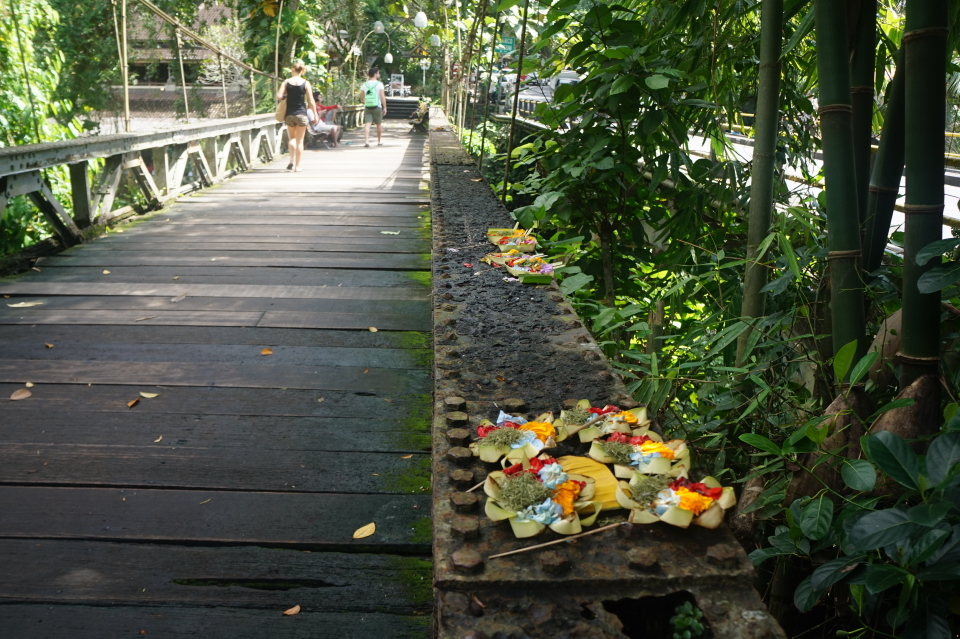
[441,304,456,312]
[447,447,474,466]
[445,411,469,426]
[539,550,570,575]
[446,428,471,446]
[443,370,461,379]
[450,515,480,540]
[439,292,454,300]
[441,318,457,326]
[567,320,582,328]
[441,591,471,614]
[503,398,527,413]
[583,351,601,361]
[448,468,475,489]
[450,549,484,574]
[442,332,458,342]
[450,491,480,514]
[444,396,467,411]
[445,350,462,359]
[550,294,563,303]
[574,334,590,344]
[626,547,660,572]
[706,543,739,568]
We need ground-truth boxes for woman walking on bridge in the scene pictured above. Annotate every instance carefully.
[276,61,317,172]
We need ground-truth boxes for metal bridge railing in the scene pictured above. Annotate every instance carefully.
[0,114,289,248]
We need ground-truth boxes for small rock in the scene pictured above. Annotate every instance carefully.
[442,591,472,614]
[443,370,461,379]
[450,491,479,513]
[626,547,659,572]
[444,396,467,411]
[706,543,739,568]
[446,428,471,446]
[539,550,570,575]
[451,549,484,574]
[503,398,527,412]
[448,469,475,489]
[550,294,563,303]
[446,411,469,426]
[450,515,480,540]
[447,447,474,466]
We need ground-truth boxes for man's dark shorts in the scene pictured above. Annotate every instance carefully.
[364,106,383,125]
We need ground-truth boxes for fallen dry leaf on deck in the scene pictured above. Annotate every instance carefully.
[154,436,163,443]
[368,327,378,332]
[31,267,40,272]
[352,522,376,539]
[470,594,487,609]
[363,368,369,374]
[400,454,414,459]
[380,231,400,235]
[282,605,301,616]
[317,397,325,402]
[261,348,273,355]
[127,398,140,408]
[103,270,111,274]
[134,316,158,322]
[7,302,43,308]
[25,382,34,388]
[45,343,54,349]
[140,392,160,399]
[471,178,483,182]
[200,499,211,505]
[173,276,179,280]
[10,389,31,401]
[171,294,186,303]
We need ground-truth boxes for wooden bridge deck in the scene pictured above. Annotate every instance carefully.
[0,124,434,637]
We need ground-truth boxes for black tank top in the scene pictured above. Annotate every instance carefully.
[285,82,308,117]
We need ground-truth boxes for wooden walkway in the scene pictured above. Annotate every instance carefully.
[0,124,434,637]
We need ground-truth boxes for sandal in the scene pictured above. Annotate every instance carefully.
[286,163,293,170]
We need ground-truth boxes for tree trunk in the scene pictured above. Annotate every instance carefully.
[279,0,301,73]
[737,0,783,366]
[815,0,867,367]
[729,476,765,550]
[599,218,616,306]
[862,50,906,273]
[850,0,876,227]
[645,299,665,357]
[900,0,948,389]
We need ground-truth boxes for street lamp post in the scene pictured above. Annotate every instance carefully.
[419,58,431,95]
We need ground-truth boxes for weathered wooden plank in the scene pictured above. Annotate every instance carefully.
[0,295,430,317]
[0,384,432,418]
[0,342,431,370]
[176,201,428,213]
[0,325,432,349]
[0,412,430,452]
[163,216,426,227]
[0,487,432,548]
[0,605,432,639]
[0,360,431,393]
[83,224,430,238]
[4,267,431,287]
[0,444,431,493]
[92,233,431,246]
[78,240,431,253]
[257,311,431,331]
[0,540,431,615]
[39,253,430,270]
[0,282,430,300]
[0,309,265,327]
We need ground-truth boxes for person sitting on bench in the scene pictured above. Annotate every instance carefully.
[309,91,343,147]
[408,99,430,133]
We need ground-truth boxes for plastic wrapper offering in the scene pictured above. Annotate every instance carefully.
[484,455,602,538]
[588,432,691,479]
[486,228,538,252]
[553,401,653,443]
[503,256,558,284]
[615,475,736,529]
[470,411,566,464]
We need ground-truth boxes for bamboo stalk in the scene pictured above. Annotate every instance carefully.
[815,0,866,366]
[175,30,191,122]
[736,0,783,366]
[862,49,905,273]
[850,0,877,226]
[477,17,499,173]
[900,0,948,388]
[121,0,131,133]
[500,0,531,204]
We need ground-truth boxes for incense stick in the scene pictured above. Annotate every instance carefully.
[487,522,625,559]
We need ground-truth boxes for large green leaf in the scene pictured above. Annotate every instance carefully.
[782,6,814,57]
[841,459,877,492]
[609,76,633,95]
[793,576,821,612]
[864,564,909,594]
[799,495,833,540]
[810,556,862,591]
[848,509,921,551]
[927,432,960,487]
[906,528,951,567]
[916,238,960,266]
[739,433,782,456]
[908,503,952,527]
[849,351,879,385]
[559,272,593,295]
[833,339,858,383]
[916,561,960,581]
[645,74,670,89]
[918,261,960,294]
[865,431,921,490]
